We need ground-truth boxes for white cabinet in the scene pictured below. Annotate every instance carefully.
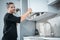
[28,0,48,12]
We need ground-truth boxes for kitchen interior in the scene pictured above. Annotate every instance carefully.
[0,0,60,40]
[21,0,60,40]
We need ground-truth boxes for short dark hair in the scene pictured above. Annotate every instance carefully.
[6,2,14,8]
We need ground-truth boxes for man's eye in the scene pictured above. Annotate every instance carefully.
[11,7,15,8]
[14,7,15,8]
[11,7,13,8]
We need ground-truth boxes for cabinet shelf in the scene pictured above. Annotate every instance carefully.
[26,12,57,21]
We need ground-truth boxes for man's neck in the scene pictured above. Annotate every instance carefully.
[8,11,13,14]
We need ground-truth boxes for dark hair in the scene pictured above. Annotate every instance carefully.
[6,2,14,8]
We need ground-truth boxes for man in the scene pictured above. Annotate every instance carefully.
[2,2,32,40]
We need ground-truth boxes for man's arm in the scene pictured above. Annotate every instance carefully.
[20,8,32,22]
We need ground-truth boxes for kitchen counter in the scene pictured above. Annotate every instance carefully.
[24,36,60,40]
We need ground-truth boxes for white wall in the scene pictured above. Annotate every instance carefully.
[28,0,59,13]
[0,0,20,40]
[28,0,48,12]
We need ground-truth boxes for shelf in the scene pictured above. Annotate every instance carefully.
[26,12,57,21]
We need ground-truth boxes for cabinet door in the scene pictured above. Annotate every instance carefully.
[28,0,48,12]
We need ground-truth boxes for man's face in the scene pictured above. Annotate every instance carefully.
[8,4,16,13]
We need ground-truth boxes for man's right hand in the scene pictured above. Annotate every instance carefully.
[21,8,32,22]
[27,8,32,14]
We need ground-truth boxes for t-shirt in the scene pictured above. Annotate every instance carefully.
[3,13,20,38]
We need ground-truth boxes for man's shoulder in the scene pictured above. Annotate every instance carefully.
[4,13,10,19]
[4,13,8,17]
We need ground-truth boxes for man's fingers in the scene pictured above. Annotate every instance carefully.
[28,8,32,13]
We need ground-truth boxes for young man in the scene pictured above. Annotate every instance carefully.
[2,2,32,40]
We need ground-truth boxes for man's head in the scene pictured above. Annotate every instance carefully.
[6,2,16,13]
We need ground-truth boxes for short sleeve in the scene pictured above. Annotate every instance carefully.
[7,15,21,23]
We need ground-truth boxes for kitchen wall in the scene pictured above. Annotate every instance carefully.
[28,0,48,12]
[28,0,59,13]
[0,0,20,40]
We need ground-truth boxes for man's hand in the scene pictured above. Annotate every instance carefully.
[21,8,32,22]
[27,8,32,14]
